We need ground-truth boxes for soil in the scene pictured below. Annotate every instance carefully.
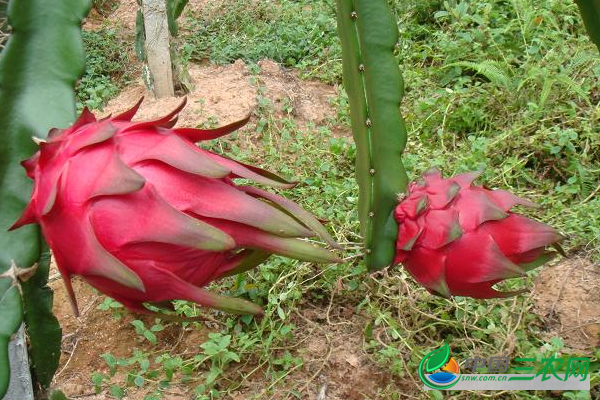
[84,1,138,32]
[49,270,408,400]
[532,256,600,351]
[99,59,337,132]
[49,271,212,400]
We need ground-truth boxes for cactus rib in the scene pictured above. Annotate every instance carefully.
[336,0,408,270]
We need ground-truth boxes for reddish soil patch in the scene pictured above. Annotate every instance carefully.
[49,271,409,399]
[532,257,600,351]
[84,0,138,32]
[99,59,337,131]
[49,271,213,399]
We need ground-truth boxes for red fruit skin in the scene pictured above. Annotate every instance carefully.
[12,100,339,316]
[394,169,563,299]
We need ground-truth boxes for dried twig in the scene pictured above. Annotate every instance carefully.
[558,320,600,333]
[54,336,80,379]
[582,181,600,203]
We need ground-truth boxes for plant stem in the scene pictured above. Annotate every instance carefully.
[335,0,409,270]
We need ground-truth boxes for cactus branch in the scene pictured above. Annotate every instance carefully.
[336,0,408,270]
[0,0,90,395]
[574,0,600,53]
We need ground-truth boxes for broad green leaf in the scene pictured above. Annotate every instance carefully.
[425,344,450,373]
[0,0,90,396]
[109,385,126,399]
[134,375,145,387]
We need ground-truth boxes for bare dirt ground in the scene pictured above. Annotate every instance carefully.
[532,256,600,350]
[99,59,337,132]
[49,274,406,400]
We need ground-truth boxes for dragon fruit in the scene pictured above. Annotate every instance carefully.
[394,169,564,298]
[11,99,340,316]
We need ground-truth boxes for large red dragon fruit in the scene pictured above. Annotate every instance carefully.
[394,169,564,298]
[11,99,340,316]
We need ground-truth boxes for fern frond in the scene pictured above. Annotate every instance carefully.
[446,60,513,89]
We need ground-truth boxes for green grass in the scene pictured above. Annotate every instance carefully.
[76,28,134,111]
[182,0,342,83]
[79,0,599,399]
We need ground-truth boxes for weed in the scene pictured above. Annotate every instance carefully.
[182,0,342,83]
[130,319,165,345]
[97,297,125,320]
[92,0,119,17]
[76,28,134,110]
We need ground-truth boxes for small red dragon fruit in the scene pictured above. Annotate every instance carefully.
[11,99,340,316]
[394,169,564,298]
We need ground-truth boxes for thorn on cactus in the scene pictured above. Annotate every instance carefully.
[0,261,38,286]
[11,100,341,316]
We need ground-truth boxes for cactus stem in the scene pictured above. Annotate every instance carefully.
[337,0,408,270]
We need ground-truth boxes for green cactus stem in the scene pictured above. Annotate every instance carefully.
[0,0,90,395]
[335,0,409,270]
[574,0,600,53]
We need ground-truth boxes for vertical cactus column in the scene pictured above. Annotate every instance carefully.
[574,0,600,53]
[336,0,408,270]
[0,0,90,396]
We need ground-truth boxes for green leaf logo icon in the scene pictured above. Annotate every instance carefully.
[425,343,450,373]
[419,343,459,389]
